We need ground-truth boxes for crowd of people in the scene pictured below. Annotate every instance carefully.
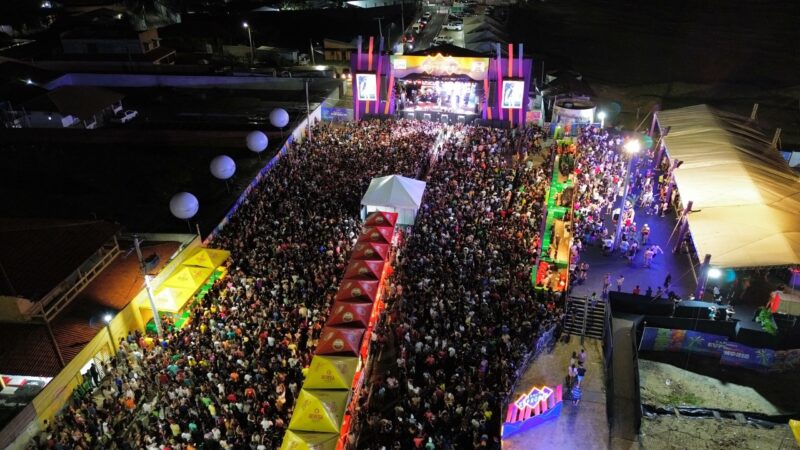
[26,119,439,450]
[355,124,564,450]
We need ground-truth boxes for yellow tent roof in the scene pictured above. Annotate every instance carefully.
[288,389,348,433]
[791,419,800,446]
[303,356,359,390]
[163,265,214,290]
[137,285,195,313]
[280,431,339,450]
[182,247,230,269]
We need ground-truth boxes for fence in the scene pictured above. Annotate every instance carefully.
[502,324,559,414]
[630,322,643,433]
[602,300,615,426]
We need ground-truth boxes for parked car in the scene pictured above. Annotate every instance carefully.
[443,22,463,31]
[111,110,138,124]
[433,36,454,45]
[422,11,432,20]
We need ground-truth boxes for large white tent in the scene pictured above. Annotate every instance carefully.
[656,104,800,268]
[361,175,426,226]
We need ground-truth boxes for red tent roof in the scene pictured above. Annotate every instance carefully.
[343,260,384,281]
[351,242,390,261]
[357,226,394,245]
[326,301,374,328]
[316,327,365,356]
[335,279,379,303]
[365,211,398,227]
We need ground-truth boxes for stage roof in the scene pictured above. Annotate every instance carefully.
[656,104,800,268]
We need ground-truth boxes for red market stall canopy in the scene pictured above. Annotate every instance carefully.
[316,327,365,356]
[351,242,390,261]
[357,226,394,245]
[326,301,374,328]
[287,389,348,433]
[281,430,338,450]
[656,104,800,268]
[364,211,398,227]
[334,279,378,303]
[343,260,384,281]
[303,355,359,390]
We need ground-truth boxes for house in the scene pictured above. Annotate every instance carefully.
[60,26,176,64]
[21,85,124,128]
[323,38,357,63]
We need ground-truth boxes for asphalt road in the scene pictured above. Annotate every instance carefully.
[414,11,447,51]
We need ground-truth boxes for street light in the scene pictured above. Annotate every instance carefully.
[597,111,606,128]
[708,267,722,279]
[134,237,163,338]
[612,138,641,251]
[243,22,254,65]
[103,313,116,352]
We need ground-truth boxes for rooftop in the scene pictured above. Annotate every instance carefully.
[0,219,120,301]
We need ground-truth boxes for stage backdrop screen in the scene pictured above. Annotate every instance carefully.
[502,79,525,109]
[356,73,377,101]
[391,54,490,80]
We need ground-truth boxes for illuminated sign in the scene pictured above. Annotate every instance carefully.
[501,79,525,109]
[356,73,377,101]
[391,54,490,80]
[503,384,563,437]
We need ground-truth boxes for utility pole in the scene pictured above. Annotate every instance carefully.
[134,236,163,338]
[400,0,405,33]
[375,17,384,40]
[309,39,315,65]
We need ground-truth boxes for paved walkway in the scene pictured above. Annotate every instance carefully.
[503,339,608,450]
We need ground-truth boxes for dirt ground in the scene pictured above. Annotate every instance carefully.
[641,415,799,450]
[639,359,781,414]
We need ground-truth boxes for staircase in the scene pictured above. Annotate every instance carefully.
[563,295,606,340]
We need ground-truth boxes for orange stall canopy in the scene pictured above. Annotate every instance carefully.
[343,260,384,281]
[326,301,374,328]
[364,211,398,227]
[316,327,365,356]
[334,279,378,303]
[357,226,394,245]
[351,242,389,261]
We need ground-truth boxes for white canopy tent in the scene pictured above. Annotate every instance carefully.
[361,175,426,226]
[656,104,800,268]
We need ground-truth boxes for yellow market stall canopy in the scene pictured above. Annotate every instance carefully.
[182,247,231,269]
[163,265,214,290]
[302,356,359,390]
[136,285,195,313]
[288,389,348,434]
[281,430,338,450]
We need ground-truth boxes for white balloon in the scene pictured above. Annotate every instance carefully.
[269,108,289,128]
[246,130,268,153]
[210,155,236,180]
[169,192,199,219]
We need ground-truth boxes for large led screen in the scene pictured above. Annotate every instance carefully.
[501,79,525,109]
[356,73,377,101]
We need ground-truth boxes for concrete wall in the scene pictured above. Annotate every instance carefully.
[25,112,76,128]
[46,73,340,91]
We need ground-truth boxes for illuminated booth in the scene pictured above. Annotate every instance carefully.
[351,40,533,126]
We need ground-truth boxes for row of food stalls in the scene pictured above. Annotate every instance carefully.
[534,140,577,292]
[282,211,399,450]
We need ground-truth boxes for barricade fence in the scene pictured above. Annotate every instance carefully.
[502,324,558,414]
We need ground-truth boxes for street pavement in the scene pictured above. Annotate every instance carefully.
[503,339,609,450]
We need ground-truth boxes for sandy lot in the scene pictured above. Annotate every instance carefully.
[639,359,780,414]
[641,415,799,450]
